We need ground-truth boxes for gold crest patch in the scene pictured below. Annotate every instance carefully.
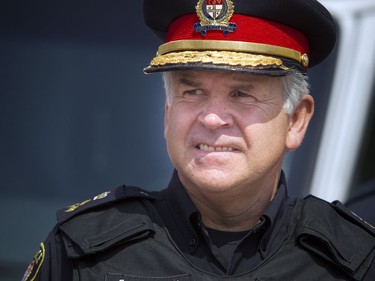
[194,0,237,36]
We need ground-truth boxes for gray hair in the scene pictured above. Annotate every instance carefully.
[162,70,310,115]
[281,71,310,115]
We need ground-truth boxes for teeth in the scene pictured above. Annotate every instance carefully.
[199,144,234,152]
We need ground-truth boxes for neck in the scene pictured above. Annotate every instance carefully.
[186,174,280,232]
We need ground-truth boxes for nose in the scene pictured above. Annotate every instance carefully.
[198,98,233,130]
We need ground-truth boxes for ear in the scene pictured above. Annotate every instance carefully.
[286,94,314,151]
[164,101,170,139]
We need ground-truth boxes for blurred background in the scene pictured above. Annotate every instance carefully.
[1,1,170,279]
[1,1,375,280]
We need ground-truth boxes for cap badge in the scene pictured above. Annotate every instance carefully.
[194,0,237,36]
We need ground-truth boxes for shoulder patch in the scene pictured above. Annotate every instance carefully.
[56,185,153,223]
[21,243,45,281]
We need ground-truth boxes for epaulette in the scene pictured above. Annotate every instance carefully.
[331,198,375,236]
[303,195,375,236]
[301,195,375,280]
[56,185,153,223]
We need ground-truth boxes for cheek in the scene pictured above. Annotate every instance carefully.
[242,111,289,147]
[165,106,194,141]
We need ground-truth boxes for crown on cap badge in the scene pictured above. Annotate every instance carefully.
[194,0,237,36]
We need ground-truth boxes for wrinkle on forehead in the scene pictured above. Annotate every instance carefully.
[172,70,280,86]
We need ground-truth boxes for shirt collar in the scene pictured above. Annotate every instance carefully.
[166,169,199,219]
[164,169,289,252]
[165,169,200,251]
[258,171,290,253]
[263,171,288,227]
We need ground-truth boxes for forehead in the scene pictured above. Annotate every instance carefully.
[169,70,279,85]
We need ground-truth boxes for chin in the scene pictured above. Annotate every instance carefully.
[189,169,241,191]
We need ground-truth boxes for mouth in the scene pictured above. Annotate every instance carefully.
[197,144,236,152]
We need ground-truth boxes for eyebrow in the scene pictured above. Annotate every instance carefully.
[178,76,202,88]
[175,71,262,90]
[229,82,256,91]
[230,73,270,90]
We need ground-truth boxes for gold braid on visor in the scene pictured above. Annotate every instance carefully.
[146,40,309,71]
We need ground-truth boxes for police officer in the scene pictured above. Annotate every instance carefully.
[22,0,375,280]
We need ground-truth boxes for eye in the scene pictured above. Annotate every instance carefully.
[182,89,206,101]
[232,91,255,100]
[232,91,251,98]
[232,90,257,101]
[184,89,204,96]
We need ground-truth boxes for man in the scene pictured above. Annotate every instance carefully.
[23,0,375,280]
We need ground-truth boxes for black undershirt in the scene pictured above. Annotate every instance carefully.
[206,227,250,270]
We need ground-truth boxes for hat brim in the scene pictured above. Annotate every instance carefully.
[144,50,303,76]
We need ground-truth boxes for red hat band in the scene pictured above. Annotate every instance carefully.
[166,13,310,59]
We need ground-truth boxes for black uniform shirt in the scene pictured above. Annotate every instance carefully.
[24,170,375,281]
[151,170,295,275]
